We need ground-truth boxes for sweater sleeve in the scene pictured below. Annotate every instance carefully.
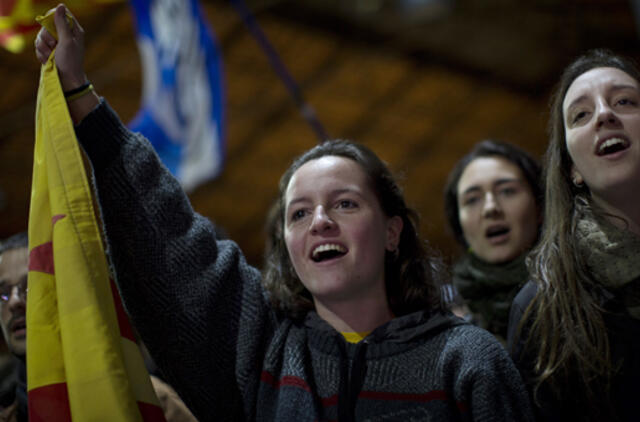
[75,99,274,421]
[446,326,535,422]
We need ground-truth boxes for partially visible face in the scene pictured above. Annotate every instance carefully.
[0,247,28,358]
[457,156,539,264]
[284,156,402,307]
[563,67,640,205]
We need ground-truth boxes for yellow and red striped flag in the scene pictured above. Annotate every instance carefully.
[27,43,166,421]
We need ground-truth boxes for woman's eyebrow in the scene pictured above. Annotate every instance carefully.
[286,196,309,209]
[287,187,363,207]
[493,178,520,187]
[609,83,639,92]
[461,185,481,196]
[567,84,638,110]
[461,178,519,196]
[566,94,588,113]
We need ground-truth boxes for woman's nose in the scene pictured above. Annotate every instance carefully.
[482,193,502,218]
[596,100,622,129]
[309,206,335,234]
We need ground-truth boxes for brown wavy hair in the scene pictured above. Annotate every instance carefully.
[262,140,447,319]
[521,49,640,419]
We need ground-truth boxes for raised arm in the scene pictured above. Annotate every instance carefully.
[34,5,275,419]
[35,4,99,124]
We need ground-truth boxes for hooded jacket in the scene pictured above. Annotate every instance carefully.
[75,100,534,422]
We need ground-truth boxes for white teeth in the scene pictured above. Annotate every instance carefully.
[598,138,627,154]
[312,243,346,259]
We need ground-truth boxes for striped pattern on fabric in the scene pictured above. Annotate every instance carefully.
[0,0,124,53]
[27,50,165,421]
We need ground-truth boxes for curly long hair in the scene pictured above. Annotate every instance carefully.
[522,49,640,418]
[443,139,543,249]
[262,140,446,320]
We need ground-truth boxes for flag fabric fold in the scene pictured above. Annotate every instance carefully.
[128,0,226,192]
[27,50,165,421]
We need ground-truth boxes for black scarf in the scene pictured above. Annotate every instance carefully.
[452,253,529,340]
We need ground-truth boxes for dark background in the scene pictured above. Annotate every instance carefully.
[0,0,637,267]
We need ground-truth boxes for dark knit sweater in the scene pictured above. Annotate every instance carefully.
[75,100,534,422]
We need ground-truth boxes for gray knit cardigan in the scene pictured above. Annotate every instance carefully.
[75,100,534,422]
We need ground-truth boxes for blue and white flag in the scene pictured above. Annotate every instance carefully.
[129,0,225,192]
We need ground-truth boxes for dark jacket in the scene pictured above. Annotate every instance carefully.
[0,359,26,422]
[508,280,640,422]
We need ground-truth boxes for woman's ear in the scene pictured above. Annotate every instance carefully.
[385,216,404,252]
[571,165,584,187]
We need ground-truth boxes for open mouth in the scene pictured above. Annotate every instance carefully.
[597,137,630,156]
[486,226,510,239]
[11,319,26,335]
[311,244,347,262]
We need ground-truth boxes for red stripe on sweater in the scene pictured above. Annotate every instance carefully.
[321,394,338,407]
[260,371,275,384]
[138,400,167,421]
[28,382,72,422]
[263,377,456,410]
[457,400,469,413]
[260,371,312,392]
[321,390,453,408]
[359,389,449,402]
[109,279,137,342]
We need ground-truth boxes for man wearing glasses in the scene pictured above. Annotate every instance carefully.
[0,232,198,421]
[0,232,27,421]
[0,233,27,361]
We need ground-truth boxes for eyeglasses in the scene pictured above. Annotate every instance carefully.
[0,278,28,303]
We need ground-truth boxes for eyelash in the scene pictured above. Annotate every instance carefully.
[463,197,479,206]
[291,209,307,222]
[572,97,638,123]
[616,97,637,107]
[337,199,357,209]
[289,199,358,222]
[462,187,517,206]
[573,111,588,123]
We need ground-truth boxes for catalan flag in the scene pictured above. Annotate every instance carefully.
[0,0,121,52]
[27,42,165,421]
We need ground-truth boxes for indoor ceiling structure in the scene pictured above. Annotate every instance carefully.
[0,0,637,267]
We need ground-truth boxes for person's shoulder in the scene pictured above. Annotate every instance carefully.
[513,280,538,310]
[394,311,504,358]
[440,322,506,357]
[433,323,521,382]
[445,321,500,341]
